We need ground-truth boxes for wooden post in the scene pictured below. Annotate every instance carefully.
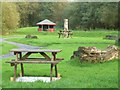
[16,53,18,61]
[48,25,49,31]
[52,52,58,77]
[50,64,53,81]
[55,65,58,77]
[13,52,18,81]
[52,52,57,61]
[19,52,24,76]
[42,25,43,31]
[13,64,17,81]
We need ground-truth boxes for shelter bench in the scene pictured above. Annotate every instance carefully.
[6,49,64,82]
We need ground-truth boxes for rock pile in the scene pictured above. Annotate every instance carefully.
[115,37,120,46]
[25,35,38,39]
[104,35,118,40]
[71,45,119,63]
[104,35,120,46]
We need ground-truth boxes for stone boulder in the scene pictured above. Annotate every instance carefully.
[25,35,38,39]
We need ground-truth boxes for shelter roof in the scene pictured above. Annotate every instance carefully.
[36,19,56,25]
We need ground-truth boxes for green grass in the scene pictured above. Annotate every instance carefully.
[7,36,115,48]
[2,58,118,88]
[2,27,119,88]
[8,27,118,37]
[0,42,18,55]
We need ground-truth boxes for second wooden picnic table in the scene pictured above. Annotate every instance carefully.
[6,49,64,81]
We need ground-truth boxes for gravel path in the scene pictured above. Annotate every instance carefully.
[0,37,42,59]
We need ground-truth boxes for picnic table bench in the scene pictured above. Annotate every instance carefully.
[6,49,64,81]
[58,30,73,38]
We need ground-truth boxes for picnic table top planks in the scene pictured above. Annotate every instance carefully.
[10,49,62,53]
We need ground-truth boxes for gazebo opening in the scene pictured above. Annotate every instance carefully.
[43,25,48,31]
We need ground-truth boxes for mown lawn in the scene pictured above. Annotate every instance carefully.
[0,42,18,55]
[2,27,118,88]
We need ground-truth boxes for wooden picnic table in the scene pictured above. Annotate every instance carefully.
[58,30,73,38]
[6,49,64,81]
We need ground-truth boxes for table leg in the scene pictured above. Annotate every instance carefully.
[52,52,57,61]
[20,63,24,76]
[16,53,19,61]
[52,52,58,78]
[19,52,24,76]
[14,64,17,81]
[55,65,58,77]
[50,64,53,81]
[13,53,18,81]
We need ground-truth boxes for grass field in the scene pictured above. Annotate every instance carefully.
[2,27,118,88]
[1,42,18,55]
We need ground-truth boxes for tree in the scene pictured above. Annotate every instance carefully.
[2,2,20,34]
[16,2,31,27]
[52,2,67,27]
[62,2,118,30]
[16,2,67,28]
[100,3,118,29]
[2,2,118,31]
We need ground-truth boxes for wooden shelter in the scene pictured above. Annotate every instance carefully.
[36,19,56,32]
